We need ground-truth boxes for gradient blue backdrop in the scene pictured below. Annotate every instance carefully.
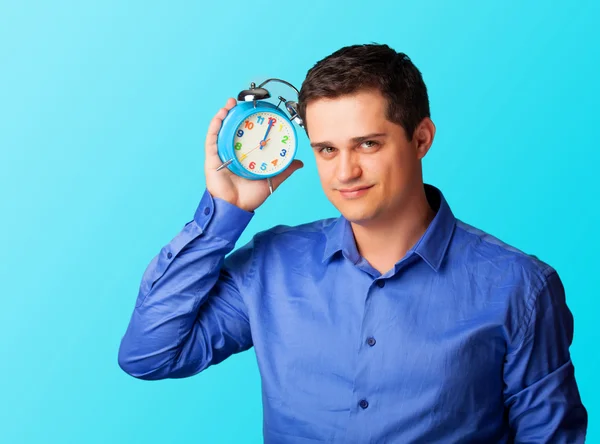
[1,1,598,442]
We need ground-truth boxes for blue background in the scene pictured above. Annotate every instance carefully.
[1,1,598,442]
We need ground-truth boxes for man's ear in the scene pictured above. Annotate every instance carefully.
[414,117,436,160]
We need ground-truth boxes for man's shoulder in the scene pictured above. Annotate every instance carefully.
[452,219,557,287]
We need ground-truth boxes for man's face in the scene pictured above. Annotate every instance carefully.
[305,89,429,226]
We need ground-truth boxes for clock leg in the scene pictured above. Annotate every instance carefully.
[216,159,234,171]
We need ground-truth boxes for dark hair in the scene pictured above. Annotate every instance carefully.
[298,43,430,140]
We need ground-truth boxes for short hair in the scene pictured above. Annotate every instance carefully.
[298,43,430,140]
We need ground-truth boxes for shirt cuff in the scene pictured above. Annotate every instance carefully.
[193,189,254,243]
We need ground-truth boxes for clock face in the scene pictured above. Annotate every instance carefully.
[232,111,296,176]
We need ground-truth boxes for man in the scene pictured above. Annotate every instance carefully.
[118,44,587,442]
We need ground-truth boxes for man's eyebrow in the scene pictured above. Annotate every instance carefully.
[350,133,387,143]
[310,133,387,148]
[310,140,334,149]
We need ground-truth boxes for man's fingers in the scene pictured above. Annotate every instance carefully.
[205,98,237,152]
[270,160,304,192]
[224,97,237,110]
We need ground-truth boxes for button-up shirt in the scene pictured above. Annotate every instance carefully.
[118,184,587,443]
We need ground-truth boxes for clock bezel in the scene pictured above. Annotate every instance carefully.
[217,101,299,180]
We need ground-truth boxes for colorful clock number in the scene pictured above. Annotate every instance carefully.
[216,97,299,179]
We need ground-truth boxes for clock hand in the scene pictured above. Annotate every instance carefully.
[217,137,273,171]
[259,120,275,150]
[239,138,271,161]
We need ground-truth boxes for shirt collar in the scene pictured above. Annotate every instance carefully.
[322,184,456,272]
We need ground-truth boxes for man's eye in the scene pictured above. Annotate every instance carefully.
[320,147,336,154]
[361,140,379,149]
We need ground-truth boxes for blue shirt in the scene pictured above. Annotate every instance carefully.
[118,184,587,443]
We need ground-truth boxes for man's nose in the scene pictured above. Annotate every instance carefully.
[336,151,362,183]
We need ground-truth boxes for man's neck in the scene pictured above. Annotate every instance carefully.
[350,186,436,275]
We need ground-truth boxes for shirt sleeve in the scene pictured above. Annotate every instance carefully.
[118,189,256,380]
[503,268,588,442]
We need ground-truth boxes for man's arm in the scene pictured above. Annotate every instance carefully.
[118,97,303,380]
[503,268,588,442]
[117,190,256,380]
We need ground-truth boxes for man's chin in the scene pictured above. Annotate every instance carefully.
[337,208,377,225]
[327,197,377,223]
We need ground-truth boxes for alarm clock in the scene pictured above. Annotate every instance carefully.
[216,78,304,182]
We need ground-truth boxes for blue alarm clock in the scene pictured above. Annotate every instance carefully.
[216,78,304,182]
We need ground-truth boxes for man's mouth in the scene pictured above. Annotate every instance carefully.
[337,185,373,198]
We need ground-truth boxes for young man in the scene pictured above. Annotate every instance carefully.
[118,44,587,442]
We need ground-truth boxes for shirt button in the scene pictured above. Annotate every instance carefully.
[204,207,211,215]
[359,399,369,409]
[376,280,385,288]
[167,252,173,259]
[367,337,376,346]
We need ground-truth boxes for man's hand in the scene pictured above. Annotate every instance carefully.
[204,98,304,212]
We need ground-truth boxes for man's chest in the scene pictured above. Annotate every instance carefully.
[247,266,509,414]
